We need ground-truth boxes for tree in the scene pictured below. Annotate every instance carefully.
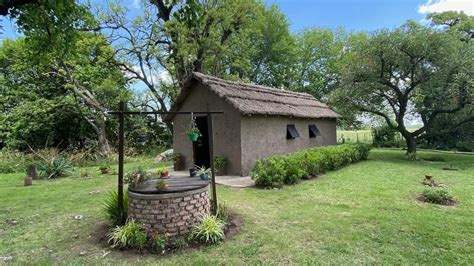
[0,34,128,152]
[99,0,294,131]
[5,0,128,154]
[291,28,346,99]
[427,11,474,41]
[333,22,473,154]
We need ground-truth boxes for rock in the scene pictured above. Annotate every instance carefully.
[0,256,13,262]
[155,149,174,162]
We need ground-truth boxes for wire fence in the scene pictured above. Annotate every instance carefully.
[337,130,404,144]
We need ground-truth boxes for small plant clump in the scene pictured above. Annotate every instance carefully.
[189,214,226,244]
[155,179,168,191]
[125,168,150,188]
[420,187,455,205]
[108,219,147,249]
[404,153,419,161]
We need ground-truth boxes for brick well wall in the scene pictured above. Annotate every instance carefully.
[128,186,210,236]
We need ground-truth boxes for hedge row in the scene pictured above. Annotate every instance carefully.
[250,144,372,188]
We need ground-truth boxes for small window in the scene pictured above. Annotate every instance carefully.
[286,124,300,139]
[309,124,321,138]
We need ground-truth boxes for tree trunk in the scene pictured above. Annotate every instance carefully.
[405,136,417,154]
[97,114,112,155]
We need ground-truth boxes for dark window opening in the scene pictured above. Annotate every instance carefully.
[309,124,321,138]
[286,124,300,139]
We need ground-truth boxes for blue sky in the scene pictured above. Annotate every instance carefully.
[1,0,473,39]
[267,0,428,32]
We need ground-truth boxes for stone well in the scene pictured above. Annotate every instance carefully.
[128,178,210,236]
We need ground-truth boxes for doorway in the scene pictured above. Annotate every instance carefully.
[193,116,210,168]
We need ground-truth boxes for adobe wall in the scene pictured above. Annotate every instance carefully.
[172,83,243,175]
[240,116,337,175]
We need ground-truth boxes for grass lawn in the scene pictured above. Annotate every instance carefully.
[1,149,473,264]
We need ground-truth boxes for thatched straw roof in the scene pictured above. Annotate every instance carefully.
[165,72,340,121]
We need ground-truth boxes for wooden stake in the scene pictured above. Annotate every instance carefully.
[117,101,125,225]
[207,113,218,214]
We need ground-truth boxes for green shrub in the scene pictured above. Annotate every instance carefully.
[190,215,225,244]
[372,125,404,147]
[284,155,306,184]
[251,144,372,188]
[35,156,73,179]
[421,187,454,205]
[108,219,147,249]
[251,157,286,188]
[455,141,474,152]
[103,191,128,226]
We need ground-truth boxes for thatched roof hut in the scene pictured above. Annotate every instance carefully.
[167,72,340,176]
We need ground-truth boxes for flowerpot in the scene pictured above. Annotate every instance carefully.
[188,133,199,141]
[24,176,32,186]
[189,167,197,177]
[200,173,209,180]
[160,171,169,178]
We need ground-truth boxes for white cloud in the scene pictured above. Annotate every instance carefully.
[418,0,474,16]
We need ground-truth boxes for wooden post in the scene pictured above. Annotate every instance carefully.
[207,113,218,215]
[117,101,125,226]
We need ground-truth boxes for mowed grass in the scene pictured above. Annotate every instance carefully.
[1,149,473,264]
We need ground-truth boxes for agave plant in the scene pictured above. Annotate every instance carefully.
[35,156,73,179]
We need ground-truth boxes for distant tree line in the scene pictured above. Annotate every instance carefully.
[0,0,472,154]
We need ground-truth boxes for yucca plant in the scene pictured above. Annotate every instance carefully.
[108,219,147,249]
[35,156,73,179]
[190,215,225,244]
[103,191,128,226]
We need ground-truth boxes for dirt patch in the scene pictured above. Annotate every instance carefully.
[416,195,458,207]
[224,212,242,240]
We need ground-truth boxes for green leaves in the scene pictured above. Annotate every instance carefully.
[190,214,226,244]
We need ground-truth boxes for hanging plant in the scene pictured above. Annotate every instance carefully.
[187,116,201,141]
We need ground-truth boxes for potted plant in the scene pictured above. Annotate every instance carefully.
[196,166,210,180]
[157,166,169,178]
[99,164,110,174]
[187,119,201,142]
[155,179,168,191]
[124,168,150,188]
